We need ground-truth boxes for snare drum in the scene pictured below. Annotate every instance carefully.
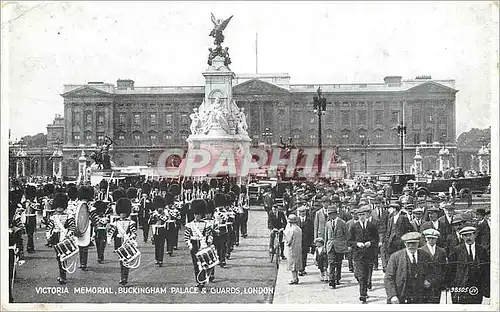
[195,245,219,270]
[152,224,165,235]
[54,238,79,262]
[115,240,141,268]
[218,224,228,235]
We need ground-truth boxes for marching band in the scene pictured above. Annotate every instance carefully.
[8,175,491,305]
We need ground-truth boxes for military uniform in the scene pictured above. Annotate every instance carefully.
[90,201,109,263]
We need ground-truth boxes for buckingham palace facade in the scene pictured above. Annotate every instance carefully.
[58,74,457,178]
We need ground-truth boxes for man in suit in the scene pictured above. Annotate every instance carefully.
[475,209,490,256]
[384,201,412,258]
[370,196,388,271]
[419,229,448,303]
[263,189,273,214]
[314,200,329,241]
[350,205,379,303]
[268,204,287,260]
[446,215,466,256]
[385,232,435,304]
[437,203,456,251]
[448,226,490,304]
[346,204,359,272]
[324,205,349,288]
[297,206,314,276]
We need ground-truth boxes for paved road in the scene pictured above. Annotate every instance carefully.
[12,206,276,304]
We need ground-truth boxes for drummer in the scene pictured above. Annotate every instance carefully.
[184,199,214,290]
[149,195,168,267]
[46,192,76,285]
[165,192,181,256]
[75,186,94,271]
[107,198,137,285]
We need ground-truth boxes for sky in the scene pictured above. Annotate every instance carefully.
[2,1,498,141]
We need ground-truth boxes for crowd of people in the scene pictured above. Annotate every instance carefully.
[265,177,490,304]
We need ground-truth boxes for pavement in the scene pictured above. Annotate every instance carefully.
[273,254,387,304]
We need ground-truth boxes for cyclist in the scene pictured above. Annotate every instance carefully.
[268,203,287,260]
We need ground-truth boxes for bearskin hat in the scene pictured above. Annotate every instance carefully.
[9,189,23,206]
[159,180,168,192]
[67,185,78,200]
[165,192,175,206]
[53,192,69,209]
[112,188,127,202]
[141,182,151,195]
[25,185,37,200]
[77,185,94,201]
[44,183,55,197]
[93,200,108,214]
[116,198,132,216]
[191,199,207,215]
[168,183,181,196]
[99,179,108,191]
[201,181,210,193]
[206,199,215,215]
[227,191,236,202]
[214,193,226,207]
[151,180,160,190]
[126,187,138,199]
[54,186,66,194]
[225,193,233,205]
[153,195,166,210]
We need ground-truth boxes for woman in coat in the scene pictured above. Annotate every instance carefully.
[284,214,303,284]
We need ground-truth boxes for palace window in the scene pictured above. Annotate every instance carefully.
[134,134,141,145]
[293,134,300,139]
[165,114,172,125]
[97,132,104,144]
[86,113,92,125]
[134,113,140,126]
[150,134,157,142]
[73,112,81,125]
[181,114,188,126]
[98,114,104,126]
[150,113,157,126]
[374,110,383,125]
[412,109,420,125]
[118,134,125,140]
[85,133,92,143]
[341,111,350,125]
[165,134,172,140]
[426,132,433,144]
[73,133,80,142]
[357,110,367,124]
[119,114,125,125]
[413,132,420,144]
[391,111,399,124]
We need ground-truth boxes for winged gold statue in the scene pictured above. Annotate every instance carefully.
[209,13,233,46]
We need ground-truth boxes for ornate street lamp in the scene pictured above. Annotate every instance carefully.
[396,121,407,173]
[360,138,371,174]
[312,87,327,175]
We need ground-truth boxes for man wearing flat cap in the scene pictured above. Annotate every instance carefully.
[324,206,349,288]
[445,215,466,256]
[297,206,314,276]
[421,206,446,248]
[349,205,379,302]
[419,229,447,303]
[447,226,490,304]
[385,232,435,304]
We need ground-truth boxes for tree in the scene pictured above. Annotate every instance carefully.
[456,127,490,149]
[20,133,47,148]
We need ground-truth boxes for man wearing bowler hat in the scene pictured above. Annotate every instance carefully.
[385,232,434,304]
[447,226,490,304]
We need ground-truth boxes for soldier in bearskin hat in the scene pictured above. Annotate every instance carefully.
[107,198,137,285]
[138,182,153,243]
[23,184,39,253]
[46,192,76,284]
[126,187,140,225]
[203,198,216,280]
[184,199,214,289]
[76,185,94,271]
[165,191,181,254]
[9,189,25,303]
[213,193,229,267]
[67,184,79,217]
[90,200,109,263]
[149,196,168,266]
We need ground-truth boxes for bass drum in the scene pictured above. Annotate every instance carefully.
[74,201,92,247]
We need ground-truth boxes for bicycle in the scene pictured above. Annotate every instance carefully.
[269,228,284,269]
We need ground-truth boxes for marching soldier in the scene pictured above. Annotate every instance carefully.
[184,199,214,289]
[90,200,109,263]
[214,194,229,267]
[23,184,40,253]
[9,192,25,303]
[165,192,181,256]
[239,184,249,238]
[107,198,138,285]
[447,226,490,304]
[225,193,236,258]
[138,183,152,243]
[349,205,379,303]
[46,192,76,285]
[419,229,447,303]
[67,184,79,216]
[385,232,435,304]
[203,199,217,281]
[76,185,94,271]
[126,187,140,225]
[149,196,168,267]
